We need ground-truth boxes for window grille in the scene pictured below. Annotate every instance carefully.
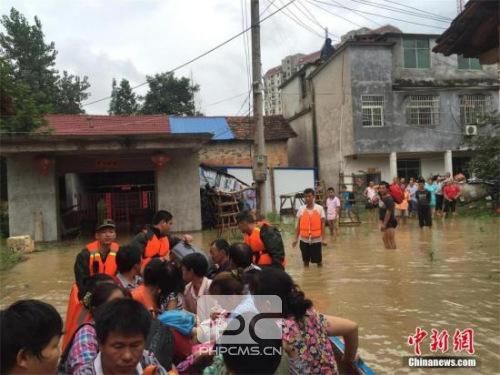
[460,95,488,125]
[406,95,439,127]
[361,95,384,127]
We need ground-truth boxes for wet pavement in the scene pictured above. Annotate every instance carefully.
[1,216,499,374]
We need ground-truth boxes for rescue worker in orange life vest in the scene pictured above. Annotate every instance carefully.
[130,210,193,268]
[236,210,285,268]
[74,219,120,299]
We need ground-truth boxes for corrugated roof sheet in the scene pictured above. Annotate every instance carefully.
[44,114,170,135]
[169,116,234,140]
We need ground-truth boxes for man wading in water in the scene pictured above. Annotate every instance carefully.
[378,182,397,249]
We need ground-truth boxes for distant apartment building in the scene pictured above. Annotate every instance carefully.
[264,51,320,115]
[281,26,498,189]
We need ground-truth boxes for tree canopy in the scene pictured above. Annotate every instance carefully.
[108,78,139,115]
[140,72,199,116]
[0,7,91,133]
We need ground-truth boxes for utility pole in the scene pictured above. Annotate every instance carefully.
[250,0,267,215]
[324,27,328,39]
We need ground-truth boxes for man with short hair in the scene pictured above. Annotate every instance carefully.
[74,219,120,297]
[115,245,143,290]
[406,178,418,217]
[1,300,63,375]
[208,239,231,278]
[443,180,461,217]
[293,188,327,267]
[130,210,192,269]
[228,242,262,272]
[378,182,397,249]
[416,179,432,228]
[236,211,285,268]
[76,299,167,375]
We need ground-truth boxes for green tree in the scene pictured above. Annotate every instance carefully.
[0,7,91,132]
[0,59,49,133]
[0,8,58,108]
[140,72,198,115]
[109,78,139,114]
[466,113,500,181]
[53,71,91,114]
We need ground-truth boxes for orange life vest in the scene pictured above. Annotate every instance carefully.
[299,207,323,239]
[141,231,170,268]
[243,226,273,266]
[86,241,119,277]
[61,283,91,352]
[132,284,156,314]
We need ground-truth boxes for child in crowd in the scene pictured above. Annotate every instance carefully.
[425,177,438,217]
[416,179,432,228]
[325,187,341,237]
[293,188,327,267]
[395,183,410,222]
[115,244,143,290]
[1,300,63,375]
[340,184,355,219]
[182,253,212,314]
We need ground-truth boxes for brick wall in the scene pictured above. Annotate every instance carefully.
[199,141,289,168]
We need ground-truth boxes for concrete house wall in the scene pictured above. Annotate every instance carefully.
[311,48,353,189]
[281,68,315,168]
[7,155,59,241]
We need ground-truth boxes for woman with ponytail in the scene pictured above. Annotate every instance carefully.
[253,268,359,375]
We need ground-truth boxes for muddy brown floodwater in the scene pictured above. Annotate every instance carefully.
[1,217,499,374]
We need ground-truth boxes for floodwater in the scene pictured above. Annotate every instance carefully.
[1,216,499,374]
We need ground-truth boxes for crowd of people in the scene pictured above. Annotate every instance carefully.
[362,173,463,249]
[1,207,360,375]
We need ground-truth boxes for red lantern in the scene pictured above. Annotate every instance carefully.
[33,155,53,176]
[151,153,170,170]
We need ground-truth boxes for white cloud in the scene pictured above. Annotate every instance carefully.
[1,0,457,115]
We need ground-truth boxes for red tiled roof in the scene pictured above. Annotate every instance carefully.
[264,65,282,77]
[43,114,170,135]
[298,50,321,64]
[226,115,297,141]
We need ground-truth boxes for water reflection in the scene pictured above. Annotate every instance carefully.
[0,217,498,374]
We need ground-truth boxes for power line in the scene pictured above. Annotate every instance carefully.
[311,0,447,30]
[271,0,325,39]
[381,0,452,21]
[293,1,341,40]
[348,0,451,23]
[306,0,369,29]
[205,91,249,107]
[82,0,298,108]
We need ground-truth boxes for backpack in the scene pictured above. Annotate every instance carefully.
[259,224,285,267]
[389,184,404,204]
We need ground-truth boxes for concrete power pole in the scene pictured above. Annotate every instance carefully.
[250,0,267,215]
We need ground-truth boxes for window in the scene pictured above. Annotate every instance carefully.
[406,95,439,127]
[361,96,384,127]
[460,95,488,125]
[397,159,421,181]
[457,55,481,70]
[403,38,430,69]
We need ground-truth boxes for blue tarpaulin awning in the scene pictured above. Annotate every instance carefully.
[169,117,234,140]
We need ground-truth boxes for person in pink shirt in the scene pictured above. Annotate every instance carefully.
[325,187,341,237]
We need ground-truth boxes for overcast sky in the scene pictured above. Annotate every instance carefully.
[1,0,458,115]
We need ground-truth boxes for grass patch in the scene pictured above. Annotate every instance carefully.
[458,201,497,219]
[0,248,25,271]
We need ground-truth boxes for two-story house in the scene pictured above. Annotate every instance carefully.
[281,26,498,188]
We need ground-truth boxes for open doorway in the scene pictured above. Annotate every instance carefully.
[59,171,155,236]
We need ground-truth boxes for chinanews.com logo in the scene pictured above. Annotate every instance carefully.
[404,327,478,369]
[197,295,283,356]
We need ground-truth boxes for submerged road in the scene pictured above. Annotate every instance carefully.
[1,216,499,374]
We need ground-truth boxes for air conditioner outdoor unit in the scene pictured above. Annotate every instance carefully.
[465,125,478,136]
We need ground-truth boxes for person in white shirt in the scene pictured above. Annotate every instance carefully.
[181,253,212,314]
[292,188,327,267]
